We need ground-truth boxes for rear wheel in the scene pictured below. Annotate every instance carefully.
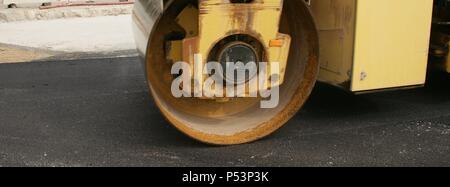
[145,0,319,145]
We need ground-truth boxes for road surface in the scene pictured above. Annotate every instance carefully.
[0,57,449,167]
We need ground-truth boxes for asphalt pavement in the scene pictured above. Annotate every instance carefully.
[0,57,449,167]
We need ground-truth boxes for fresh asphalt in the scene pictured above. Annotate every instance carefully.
[0,57,449,167]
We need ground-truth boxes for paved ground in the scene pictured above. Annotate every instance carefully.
[0,57,449,167]
[0,2,137,64]
[0,15,135,53]
[0,15,136,63]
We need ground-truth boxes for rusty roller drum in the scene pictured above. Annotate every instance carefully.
[132,0,319,145]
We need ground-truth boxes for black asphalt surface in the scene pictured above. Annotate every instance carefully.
[0,57,449,167]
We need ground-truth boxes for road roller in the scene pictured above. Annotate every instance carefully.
[132,0,449,145]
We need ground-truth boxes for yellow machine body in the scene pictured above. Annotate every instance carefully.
[131,0,445,144]
[310,0,434,92]
[167,0,291,92]
[447,46,450,72]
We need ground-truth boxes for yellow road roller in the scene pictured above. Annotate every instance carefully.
[132,0,449,145]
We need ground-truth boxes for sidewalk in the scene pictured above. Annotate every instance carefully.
[0,5,137,63]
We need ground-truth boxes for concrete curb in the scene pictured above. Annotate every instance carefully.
[0,4,133,23]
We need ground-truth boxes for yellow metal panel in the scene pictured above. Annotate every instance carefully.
[196,0,287,68]
[182,0,291,85]
[176,4,199,38]
[310,0,356,88]
[447,41,450,73]
[351,0,434,91]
